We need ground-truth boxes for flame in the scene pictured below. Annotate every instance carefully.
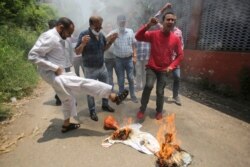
[111,117,133,140]
[156,113,180,160]
[123,117,133,127]
[104,116,133,140]
[104,115,120,130]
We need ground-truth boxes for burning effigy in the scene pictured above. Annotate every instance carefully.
[155,114,192,167]
[102,116,160,154]
[102,115,192,167]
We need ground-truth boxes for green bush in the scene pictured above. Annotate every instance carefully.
[0,0,57,121]
[16,3,57,32]
[0,0,57,103]
[0,27,39,102]
[0,0,56,32]
[0,104,11,121]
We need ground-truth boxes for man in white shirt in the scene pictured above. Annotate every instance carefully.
[28,17,128,133]
[110,15,138,103]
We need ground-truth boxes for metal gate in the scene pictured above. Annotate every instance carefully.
[197,0,250,51]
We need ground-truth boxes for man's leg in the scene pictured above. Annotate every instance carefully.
[141,59,148,89]
[137,68,156,119]
[135,60,143,91]
[73,59,80,77]
[125,57,137,103]
[172,68,181,105]
[41,70,128,132]
[155,72,168,120]
[105,58,115,88]
[54,67,71,105]
[115,57,125,94]
[52,76,80,132]
[98,65,115,113]
[83,67,99,121]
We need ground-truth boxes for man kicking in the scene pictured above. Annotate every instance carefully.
[28,17,128,133]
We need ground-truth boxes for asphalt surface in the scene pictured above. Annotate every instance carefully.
[0,80,249,167]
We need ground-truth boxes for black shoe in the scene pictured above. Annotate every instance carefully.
[115,89,129,105]
[102,105,115,112]
[55,94,62,106]
[90,112,98,121]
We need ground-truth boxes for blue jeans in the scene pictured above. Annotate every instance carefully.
[83,65,109,114]
[172,68,180,98]
[140,68,168,113]
[104,58,117,91]
[115,56,136,99]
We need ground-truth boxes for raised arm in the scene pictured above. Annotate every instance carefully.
[75,33,90,55]
[135,17,158,41]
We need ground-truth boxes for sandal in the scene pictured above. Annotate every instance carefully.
[61,123,80,133]
[115,89,129,105]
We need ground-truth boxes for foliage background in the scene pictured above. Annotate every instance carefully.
[0,0,56,120]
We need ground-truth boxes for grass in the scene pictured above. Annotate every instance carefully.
[0,104,12,122]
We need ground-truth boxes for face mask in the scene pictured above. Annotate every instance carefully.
[119,27,125,32]
[91,29,100,36]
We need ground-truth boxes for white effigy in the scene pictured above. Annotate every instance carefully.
[102,124,160,155]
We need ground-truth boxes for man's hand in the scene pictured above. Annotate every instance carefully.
[161,3,172,12]
[132,56,137,65]
[166,67,172,74]
[81,35,90,45]
[106,32,118,44]
[55,67,63,76]
[146,17,159,29]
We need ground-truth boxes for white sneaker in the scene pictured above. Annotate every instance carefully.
[173,96,182,106]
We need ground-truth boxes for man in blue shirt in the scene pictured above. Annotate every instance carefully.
[75,16,119,121]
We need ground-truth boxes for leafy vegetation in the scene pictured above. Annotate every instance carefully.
[0,0,56,120]
[0,104,11,121]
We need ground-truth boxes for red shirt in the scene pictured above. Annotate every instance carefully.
[135,25,184,72]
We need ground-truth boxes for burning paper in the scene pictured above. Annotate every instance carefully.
[155,114,192,167]
[102,121,160,155]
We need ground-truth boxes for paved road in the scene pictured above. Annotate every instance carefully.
[0,81,249,167]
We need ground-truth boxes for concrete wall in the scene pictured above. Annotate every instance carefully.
[181,50,250,92]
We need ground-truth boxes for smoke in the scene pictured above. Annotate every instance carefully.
[48,0,202,48]
[50,0,138,31]
[48,0,173,33]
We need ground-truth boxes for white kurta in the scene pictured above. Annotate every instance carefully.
[28,28,112,119]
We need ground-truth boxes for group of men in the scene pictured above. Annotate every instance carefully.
[28,3,184,133]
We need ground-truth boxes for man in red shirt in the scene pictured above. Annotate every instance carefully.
[135,11,183,120]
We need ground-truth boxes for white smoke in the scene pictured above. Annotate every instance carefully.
[49,0,146,33]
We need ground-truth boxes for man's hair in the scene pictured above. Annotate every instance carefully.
[56,17,74,29]
[117,14,126,22]
[48,19,57,29]
[89,16,103,26]
[162,11,175,21]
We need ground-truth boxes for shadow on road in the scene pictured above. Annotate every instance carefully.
[162,80,250,123]
[43,100,57,106]
[37,118,109,143]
